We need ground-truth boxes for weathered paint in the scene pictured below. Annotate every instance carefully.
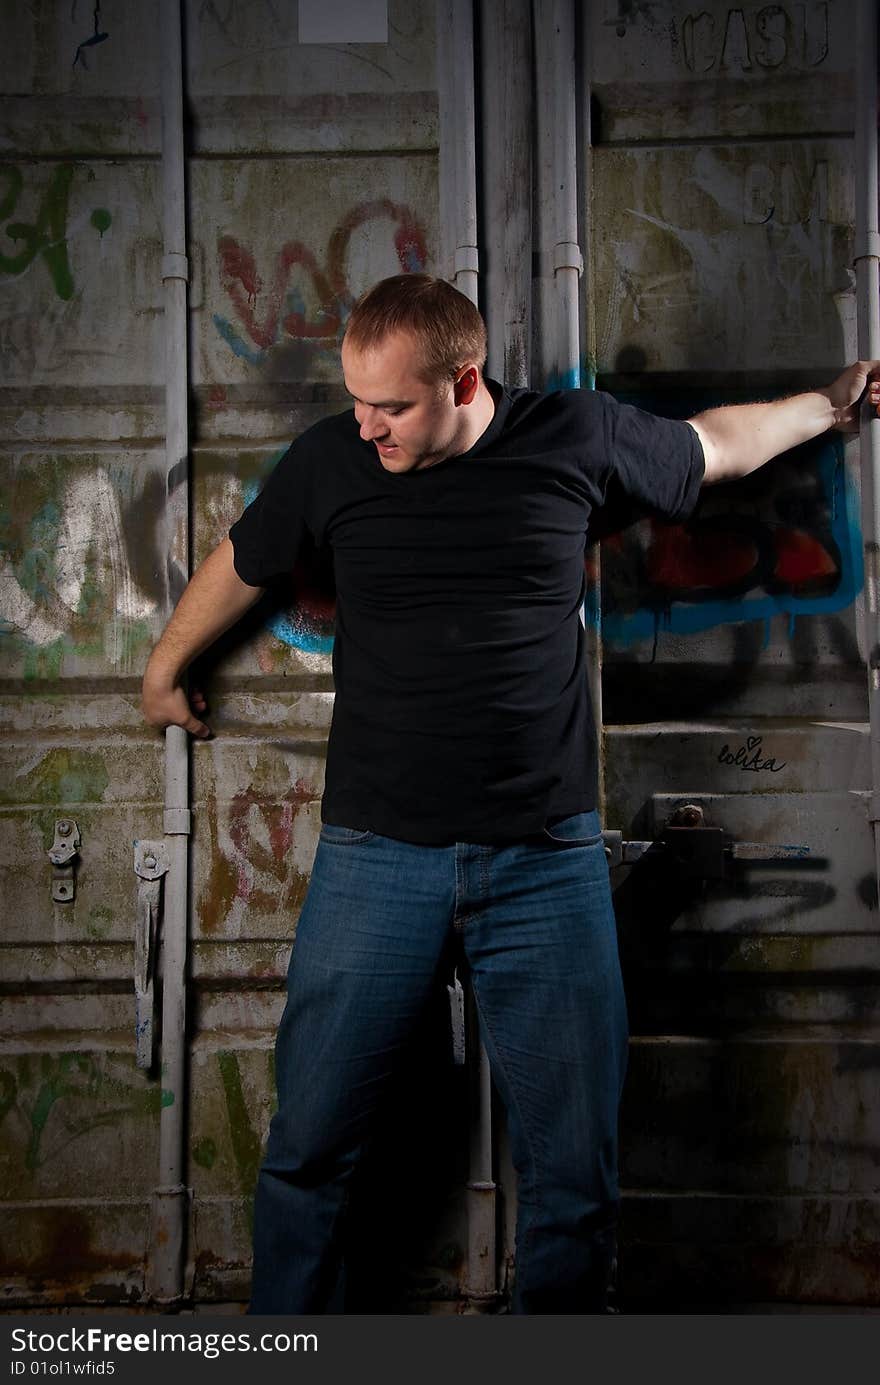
[592,0,877,1309]
[2,0,876,1315]
[593,142,854,375]
[1,0,443,1310]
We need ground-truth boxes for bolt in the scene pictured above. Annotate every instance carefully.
[57,820,72,837]
[669,803,705,829]
[144,852,157,870]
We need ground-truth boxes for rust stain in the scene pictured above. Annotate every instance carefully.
[3,1210,138,1281]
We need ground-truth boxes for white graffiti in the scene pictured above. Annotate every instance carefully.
[600,148,847,370]
[1,467,157,669]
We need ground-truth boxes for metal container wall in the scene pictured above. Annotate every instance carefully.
[2,0,877,1315]
[590,0,879,1306]
[0,0,445,1308]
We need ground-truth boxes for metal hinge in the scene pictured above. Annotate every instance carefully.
[48,819,80,903]
[133,841,170,1070]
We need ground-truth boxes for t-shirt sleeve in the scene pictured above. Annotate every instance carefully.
[599,391,705,522]
[228,439,314,586]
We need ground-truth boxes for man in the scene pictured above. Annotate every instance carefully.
[142,273,879,1314]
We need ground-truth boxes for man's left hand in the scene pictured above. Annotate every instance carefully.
[828,360,880,432]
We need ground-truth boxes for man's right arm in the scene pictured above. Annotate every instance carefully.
[141,536,264,738]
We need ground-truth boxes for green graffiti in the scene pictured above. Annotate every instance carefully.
[0,165,112,299]
[0,1052,164,1176]
[21,637,66,682]
[86,904,114,939]
[192,1136,218,1170]
[90,208,111,236]
[0,164,76,299]
[0,1068,17,1127]
[0,747,110,807]
[217,1051,263,1232]
[15,499,62,604]
[25,1054,99,1171]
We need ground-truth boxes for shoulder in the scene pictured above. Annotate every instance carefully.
[506,385,606,417]
[292,405,359,452]
[503,385,606,435]
[267,406,359,472]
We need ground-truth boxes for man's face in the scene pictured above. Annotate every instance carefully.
[341,330,467,473]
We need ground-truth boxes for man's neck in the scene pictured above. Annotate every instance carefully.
[461,379,497,454]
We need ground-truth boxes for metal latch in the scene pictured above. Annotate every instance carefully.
[48,819,80,903]
[133,841,169,1070]
[602,830,653,869]
[658,803,809,881]
[603,804,810,881]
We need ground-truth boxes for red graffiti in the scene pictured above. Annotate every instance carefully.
[772,528,838,588]
[646,523,758,592]
[217,200,429,354]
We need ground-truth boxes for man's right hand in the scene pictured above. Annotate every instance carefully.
[142,671,212,739]
[139,537,265,740]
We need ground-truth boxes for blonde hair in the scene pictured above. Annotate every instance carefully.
[344,274,487,386]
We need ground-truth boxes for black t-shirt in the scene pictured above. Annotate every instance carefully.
[229,384,704,844]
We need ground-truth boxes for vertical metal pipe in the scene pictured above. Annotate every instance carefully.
[149,0,192,1306]
[480,0,533,386]
[854,0,880,892]
[437,0,479,303]
[533,5,557,389]
[547,0,582,391]
[440,0,497,1312]
[577,0,604,816]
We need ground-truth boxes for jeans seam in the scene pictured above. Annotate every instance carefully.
[468,979,544,1292]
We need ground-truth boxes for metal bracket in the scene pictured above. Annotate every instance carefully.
[454,245,479,276]
[602,830,653,868]
[48,819,80,903]
[161,251,189,283]
[447,968,466,1066]
[553,240,584,275]
[134,841,170,1070]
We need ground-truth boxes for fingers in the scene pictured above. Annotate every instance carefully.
[182,713,213,741]
[142,682,213,739]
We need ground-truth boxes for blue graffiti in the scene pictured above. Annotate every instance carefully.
[241,471,335,656]
[212,315,267,366]
[600,418,862,648]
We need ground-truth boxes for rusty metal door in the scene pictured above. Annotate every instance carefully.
[589,0,879,1307]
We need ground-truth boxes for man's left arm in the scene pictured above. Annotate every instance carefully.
[689,361,880,485]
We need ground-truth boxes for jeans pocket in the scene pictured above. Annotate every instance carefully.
[540,810,604,848]
[319,822,375,845]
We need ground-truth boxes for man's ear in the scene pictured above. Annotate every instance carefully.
[453,366,479,405]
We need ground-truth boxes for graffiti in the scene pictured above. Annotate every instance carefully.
[599,148,849,373]
[0,164,112,300]
[72,2,110,70]
[216,1051,264,1230]
[0,454,336,671]
[717,736,787,772]
[0,465,157,675]
[679,4,829,73]
[213,199,429,366]
[241,467,336,656]
[198,781,317,935]
[600,420,862,646]
[0,1053,164,1176]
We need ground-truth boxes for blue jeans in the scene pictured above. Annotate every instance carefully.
[250,810,628,1314]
